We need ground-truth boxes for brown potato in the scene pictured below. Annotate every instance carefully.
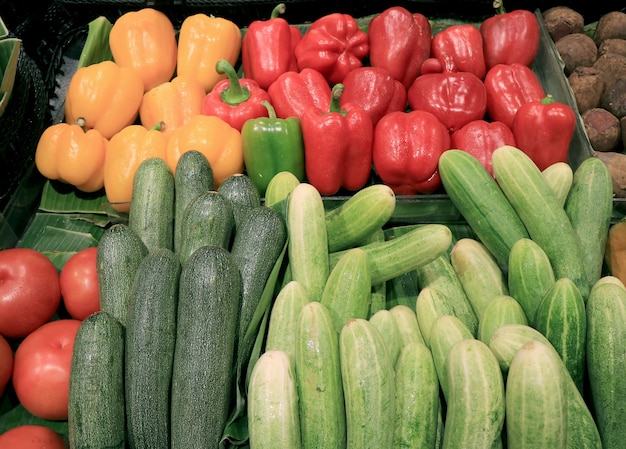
[556,33,598,75]
[592,52,626,92]
[599,38,626,57]
[582,107,622,152]
[543,6,585,42]
[602,78,626,119]
[594,11,626,45]
[569,67,605,113]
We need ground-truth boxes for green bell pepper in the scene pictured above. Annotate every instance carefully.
[242,100,305,196]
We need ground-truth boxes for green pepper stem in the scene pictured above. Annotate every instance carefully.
[261,100,278,119]
[493,0,505,14]
[75,117,87,132]
[271,3,286,19]
[541,94,555,105]
[216,59,251,106]
[329,83,345,114]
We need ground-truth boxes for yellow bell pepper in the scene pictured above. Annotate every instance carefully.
[104,124,169,212]
[109,7,178,92]
[139,75,205,141]
[177,14,242,92]
[64,60,144,139]
[35,120,108,193]
[166,115,243,187]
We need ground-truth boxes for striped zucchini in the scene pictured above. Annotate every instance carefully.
[248,350,301,449]
[541,161,573,207]
[217,173,261,232]
[390,304,425,348]
[477,294,528,345]
[325,184,396,252]
[507,238,556,327]
[505,341,567,449]
[491,145,589,301]
[438,148,529,269]
[415,287,457,348]
[393,341,440,449]
[287,182,329,303]
[534,277,586,393]
[369,309,403,366]
[321,247,371,333]
[340,318,395,449]
[442,338,505,449]
[265,280,309,361]
[295,302,346,449]
[125,248,180,449]
[586,280,626,449]
[129,157,175,251]
[68,311,126,449]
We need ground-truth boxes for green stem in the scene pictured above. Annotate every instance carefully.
[329,83,345,114]
[261,100,278,119]
[271,3,286,19]
[493,0,505,14]
[216,59,250,106]
[541,94,555,105]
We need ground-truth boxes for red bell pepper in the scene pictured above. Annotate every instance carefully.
[483,62,546,129]
[512,94,576,171]
[450,119,516,176]
[339,66,407,127]
[294,13,369,86]
[267,68,331,119]
[367,6,431,89]
[241,3,301,90]
[407,71,487,133]
[373,110,450,195]
[301,83,373,195]
[201,59,271,131]
[480,4,541,70]
[430,23,487,80]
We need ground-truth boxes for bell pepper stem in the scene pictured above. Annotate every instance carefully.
[493,0,506,14]
[271,3,287,19]
[261,100,278,119]
[329,83,345,114]
[216,59,251,106]
[75,117,88,132]
[541,94,555,105]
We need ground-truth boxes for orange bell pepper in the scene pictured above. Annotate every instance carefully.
[104,123,169,212]
[35,119,108,193]
[64,60,144,139]
[108,7,178,92]
[139,76,205,140]
[166,115,243,187]
[177,14,242,92]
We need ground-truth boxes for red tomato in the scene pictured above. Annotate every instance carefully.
[0,425,67,449]
[0,334,12,396]
[60,246,100,320]
[0,248,61,339]
[12,319,81,421]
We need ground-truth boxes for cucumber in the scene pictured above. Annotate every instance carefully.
[586,280,626,449]
[295,301,346,449]
[541,161,573,207]
[340,318,395,449]
[360,228,387,315]
[534,277,586,393]
[390,304,425,347]
[129,157,175,251]
[564,155,613,290]
[264,170,300,207]
[491,145,589,301]
[477,294,527,345]
[369,309,403,366]
[505,341,567,449]
[330,224,453,285]
[415,286,457,348]
[68,311,126,449]
[438,148,529,269]
[442,338,505,449]
[217,173,261,233]
[287,182,329,303]
[415,254,479,337]
[393,341,440,449]
[265,280,309,361]
[125,248,180,449]
[248,350,302,449]
[325,184,396,252]
[170,245,241,449]
[174,149,214,255]
[450,238,508,321]
[507,238,556,328]
[177,190,234,266]
[97,223,148,328]
[321,247,371,333]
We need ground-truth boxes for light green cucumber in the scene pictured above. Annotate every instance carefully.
[534,277,586,393]
[442,338,505,449]
[507,238,556,327]
[505,340,567,449]
[217,173,261,232]
[369,309,403,366]
[340,318,395,449]
[390,304,425,348]
[477,294,527,345]
[295,302,346,449]
[265,280,309,361]
[287,182,329,302]
[393,341,440,449]
[361,228,386,315]
[321,247,371,333]
[129,157,175,251]
[438,148,529,269]
[450,238,508,321]
[248,350,301,449]
[586,281,626,449]
[491,145,589,301]
[264,170,300,208]
[541,161,573,207]
[325,184,396,252]
[415,287,457,348]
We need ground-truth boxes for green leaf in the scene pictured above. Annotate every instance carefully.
[78,16,113,69]
[0,403,69,443]
[0,37,21,118]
